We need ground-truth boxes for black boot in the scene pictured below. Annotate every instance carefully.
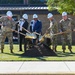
[55,49,57,52]
[55,46,57,52]
[19,49,23,51]
[52,47,57,52]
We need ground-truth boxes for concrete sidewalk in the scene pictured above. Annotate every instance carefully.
[0,61,75,75]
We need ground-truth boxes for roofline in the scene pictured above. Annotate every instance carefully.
[0,7,48,10]
[0,4,47,7]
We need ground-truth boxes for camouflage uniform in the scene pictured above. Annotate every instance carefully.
[59,18,75,53]
[0,26,2,50]
[0,16,16,53]
[49,19,58,51]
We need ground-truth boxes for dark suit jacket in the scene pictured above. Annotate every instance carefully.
[22,20,29,34]
[30,20,42,33]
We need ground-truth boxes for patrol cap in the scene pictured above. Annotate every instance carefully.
[62,12,67,16]
[6,11,13,17]
[22,14,28,19]
[47,13,53,18]
[33,14,38,18]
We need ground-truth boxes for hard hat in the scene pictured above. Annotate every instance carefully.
[33,14,38,18]
[62,12,67,16]
[6,11,13,17]
[22,14,28,19]
[47,13,53,18]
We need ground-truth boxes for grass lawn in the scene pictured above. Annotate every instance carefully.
[0,44,75,61]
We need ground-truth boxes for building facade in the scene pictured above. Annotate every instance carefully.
[0,0,75,44]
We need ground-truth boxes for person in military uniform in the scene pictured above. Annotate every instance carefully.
[59,12,75,53]
[0,22,2,50]
[17,14,29,52]
[0,11,16,53]
[47,13,58,52]
[30,14,42,45]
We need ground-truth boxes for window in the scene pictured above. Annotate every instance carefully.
[0,0,23,4]
[29,0,47,4]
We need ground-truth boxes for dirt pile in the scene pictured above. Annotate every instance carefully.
[22,44,57,57]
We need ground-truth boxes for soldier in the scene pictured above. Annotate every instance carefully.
[30,14,42,45]
[47,13,58,52]
[0,11,16,53]
[0,22,2,50]
[59,12,75,53]
[17,14,29,52]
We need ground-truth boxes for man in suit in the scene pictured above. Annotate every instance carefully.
[30,14,42,45]
[0,22,2,50]
[18,14,29,52]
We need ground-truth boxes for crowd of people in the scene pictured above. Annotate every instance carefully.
[0,10,75,54]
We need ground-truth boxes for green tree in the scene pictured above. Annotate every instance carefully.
[47,0,75,14]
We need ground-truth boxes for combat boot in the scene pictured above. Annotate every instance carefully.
[63,49,65,53]
[69,49,73,53]
[10,49,13,53]
[1,49,3,53]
